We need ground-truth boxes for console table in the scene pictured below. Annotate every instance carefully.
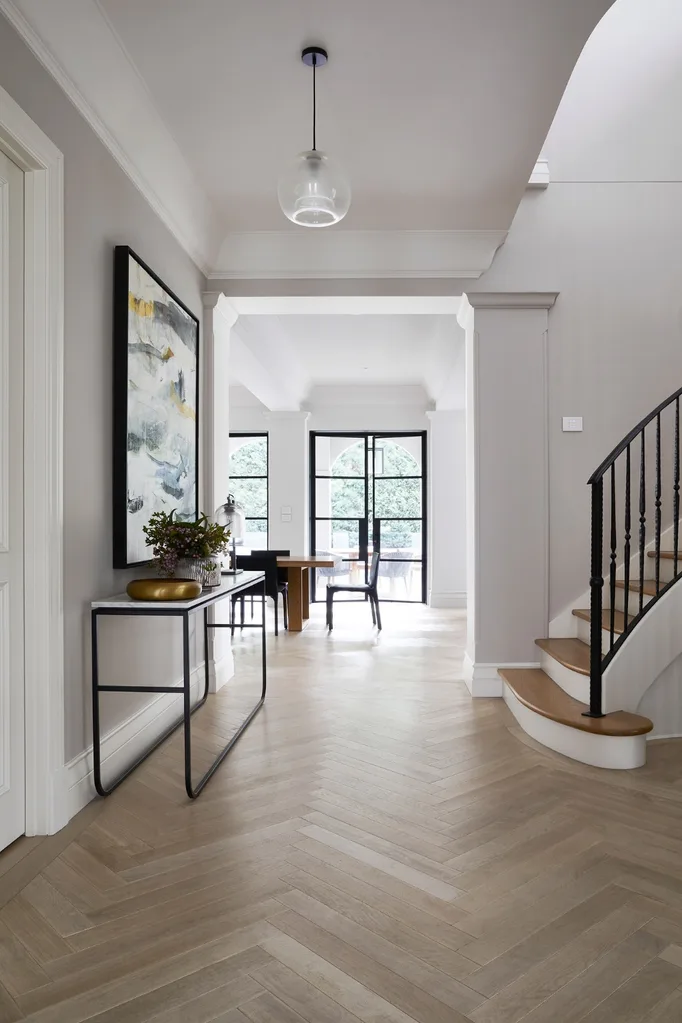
[91,571,266,800]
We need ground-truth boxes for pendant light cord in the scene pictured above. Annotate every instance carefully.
[312,58,317,151]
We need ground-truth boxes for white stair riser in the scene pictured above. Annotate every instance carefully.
[613,587,654,614]
[540,651,590,703]
[503,685,646,769]
[576,616,624,654]
[647,557,680,584]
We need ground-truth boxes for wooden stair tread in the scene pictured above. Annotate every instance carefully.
[535,638,590,675]
[615,579,657,596]
[499,668,653,736]
[572,608,634,634]
[648,550,681,560]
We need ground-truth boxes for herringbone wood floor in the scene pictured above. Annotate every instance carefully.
[3,604,682,1022]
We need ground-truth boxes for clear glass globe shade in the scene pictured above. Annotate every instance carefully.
[214,494,245,542]
[277,150,351,227]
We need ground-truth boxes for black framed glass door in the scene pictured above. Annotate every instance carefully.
[310,432,427,603]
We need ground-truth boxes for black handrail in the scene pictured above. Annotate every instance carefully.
[587,385,682,717]
[588,384,682,484]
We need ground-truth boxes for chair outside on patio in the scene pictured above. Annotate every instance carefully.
[380,550,414,597]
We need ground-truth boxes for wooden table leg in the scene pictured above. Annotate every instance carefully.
[287,567,304,631]
[302,568,310,620]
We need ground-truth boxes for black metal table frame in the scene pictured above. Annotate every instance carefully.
[91,574,267,799]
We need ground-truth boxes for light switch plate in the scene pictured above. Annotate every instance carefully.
[562,416,583,432]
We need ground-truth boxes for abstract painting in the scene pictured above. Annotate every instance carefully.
[113,246,199,568]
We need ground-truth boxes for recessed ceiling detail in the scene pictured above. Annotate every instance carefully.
[1,0,614,276]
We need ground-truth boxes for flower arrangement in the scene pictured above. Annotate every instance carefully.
[142,510,231,577]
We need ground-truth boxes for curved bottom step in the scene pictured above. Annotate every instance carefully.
[499,668,652,770]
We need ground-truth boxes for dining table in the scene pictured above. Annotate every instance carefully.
[276,555,338,631]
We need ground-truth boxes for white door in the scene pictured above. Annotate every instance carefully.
[0,149,25,851]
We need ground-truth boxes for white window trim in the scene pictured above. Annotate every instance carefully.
[0,83,65,834]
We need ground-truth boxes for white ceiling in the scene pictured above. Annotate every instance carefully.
[231,313,464,406]
[98,0,613,234]
[4,0,614,273]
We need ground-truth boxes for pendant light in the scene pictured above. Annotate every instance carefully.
[277,46,351,227]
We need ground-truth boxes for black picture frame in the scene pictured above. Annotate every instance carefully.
[113,246,200,569]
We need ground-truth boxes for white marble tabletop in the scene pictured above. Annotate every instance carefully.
[91,571,265,610]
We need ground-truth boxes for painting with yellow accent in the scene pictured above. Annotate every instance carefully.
[113,247,199,568]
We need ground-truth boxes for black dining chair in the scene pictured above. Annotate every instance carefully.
[251,550,290,590]
[249,549,290,619]
[326,551,382,632]
[231,553,288,636]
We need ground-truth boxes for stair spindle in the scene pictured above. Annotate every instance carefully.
[587,475,604,717]
[609,463,616,649]
[639,429,646,613]
[655,413,662,593]
[623,444,631,627]
[675,397,680,578]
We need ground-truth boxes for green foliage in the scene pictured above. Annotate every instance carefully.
[229,438,268,519]
[143,510,231,576]
[230,438,267,476]
[329,441,421,550]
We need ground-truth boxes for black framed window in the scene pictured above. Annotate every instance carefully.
[228,433,268,547]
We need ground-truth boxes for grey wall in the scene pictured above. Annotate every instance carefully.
[472,0,682,619]
[0,14,206,761]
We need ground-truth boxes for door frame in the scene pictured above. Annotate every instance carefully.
[309,430,428,604]
[0,85,65,835]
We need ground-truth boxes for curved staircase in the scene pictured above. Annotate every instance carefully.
[500,646,653,771]
[499,386,682,769]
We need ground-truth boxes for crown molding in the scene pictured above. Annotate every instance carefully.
[0,0,218,273]
[465,292,559,310]
[456,291,558,330]
[0,1,548,281]
[220,296,462,316]
[210,229,508,281]
[202,291,239,328]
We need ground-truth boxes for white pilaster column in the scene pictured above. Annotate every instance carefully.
[426,410,466,608]
[202,292,238,692]
[458,292,558,695]
[264,411,311,554]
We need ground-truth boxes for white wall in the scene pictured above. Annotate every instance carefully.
[639,655,682,740]
[0,15,207,773]
[461,298,551,671]
[308,385,432,434]
[428,411,466,607]
[471,0,682,620]
[265,413,310,554]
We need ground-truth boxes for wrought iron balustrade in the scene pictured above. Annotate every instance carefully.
[587,385,682,716]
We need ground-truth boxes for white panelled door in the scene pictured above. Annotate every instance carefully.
[0,149,25,851]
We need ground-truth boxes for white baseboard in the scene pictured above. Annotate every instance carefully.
[57,664,206,823]
[211,651,235,693]
[463,653,541,697]
[429,590,467,609]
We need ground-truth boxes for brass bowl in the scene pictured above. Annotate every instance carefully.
[126,579,202,601]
